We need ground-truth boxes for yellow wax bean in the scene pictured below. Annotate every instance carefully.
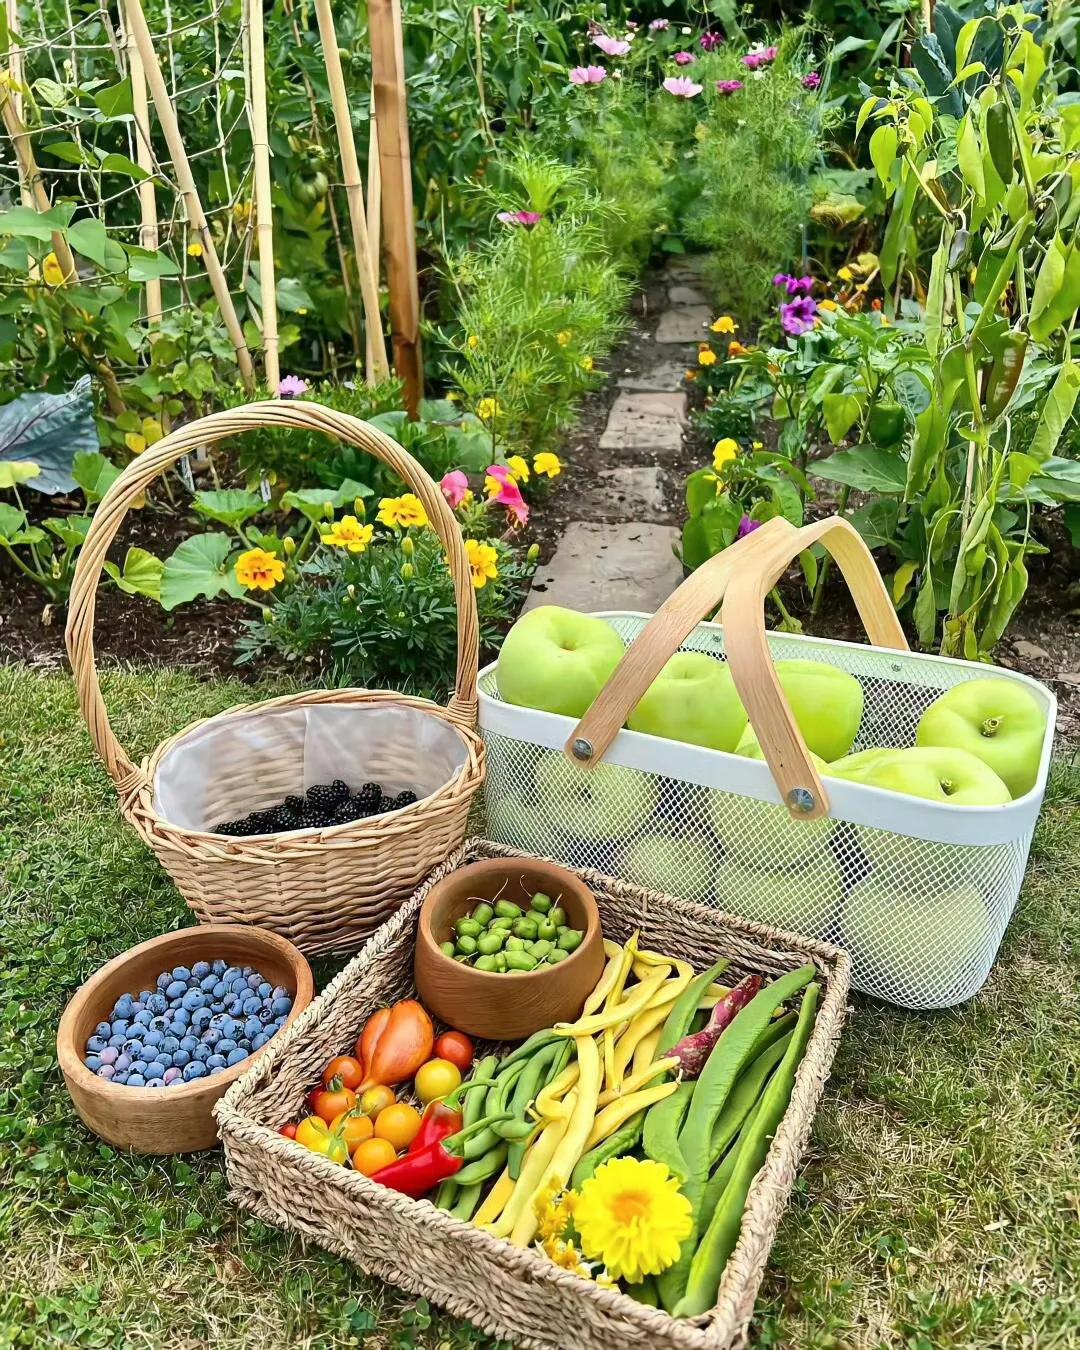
[472,1169,514,1226]
[632,1027,663,1078]
[612,981,690,1083]
[484,1107,571,1240]
[553,970,669,1037]
[583,941,634,1016]
[533,1061,579,1119]
[596,1055,679,1107]
[582,1080,680,1152]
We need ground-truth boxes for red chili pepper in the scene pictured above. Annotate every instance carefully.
[371,1112,510,1199]
[407,1075,494,1155]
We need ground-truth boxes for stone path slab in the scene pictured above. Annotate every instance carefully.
[574,465,671,523]
[664,254,708,281]
[617,358,692,392]
[668,283,709,306]
[598,391,686,453]
[655,306,711,344]
[525,522,683,614]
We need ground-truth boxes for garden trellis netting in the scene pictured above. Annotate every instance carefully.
[479,517,1056,1011]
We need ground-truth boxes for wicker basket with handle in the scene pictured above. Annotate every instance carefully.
[65,400,485,955]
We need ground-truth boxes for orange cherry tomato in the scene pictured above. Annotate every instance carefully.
[414,1058,462,1105]
[279,1122,297,1140]
[358,1084,396,1118]
[322,1055,364,1091]
[373,1102,423,1151]
[331,1109,374,1150]
[310,1082,357,1124]
[433,1031,474,1072]
[352,1136,398,1176]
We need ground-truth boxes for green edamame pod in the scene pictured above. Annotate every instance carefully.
[506,951,538,972]
[450,1181,484,1222]
[473,955,498,972]
[571,1114,646,1190]
[557,929,582,953]
[494,952,507,972]
[529,940,553,961]
[456,934,478,956]
[477,930,506,955]
[535,919,558,941]
[456,918,482,939]
[547,947,569,963]
[490,916,515,931]
[454,1141,508,1186]
[434,1178,458,1210]
[548,906,566,928]
[709,1030,793,1163]
[472,902,494,926]
[494,900,522,920]
[505,936,526,952]
[511,917,538,941]
[530,892,553,913]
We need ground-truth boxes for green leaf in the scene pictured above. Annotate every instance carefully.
[848,499,900,549]
[1029,456,1080,502]
[103,546,164,599]
[685,468,718,519]
[124,247,180,281]
[99,154,149,181]
[924,235,949,362]
[42,141,88,166]
[892,559,918,605]
[0,501,28,538]
[71,450,120,505]
[0,205,70,242]
[193,489,264,528]
[956,113,986,201]
[66,218,110,268]
[42,514,93,547]
[280,478,372,523]
[1027,361,1080,463]
[93,78,133,119]
[799,548,818,591]
[0,459,41,489]
[812,447,907,494]
[1029,233,1080,344]
[1064,503,1080,549]
[160,532,243,610]
[869,124,898,188]
[276,275,315,313]
[822,392,862,445]
[913,569,938,647]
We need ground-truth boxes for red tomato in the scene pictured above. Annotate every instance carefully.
[279,1122,297,1139]
[309,1083,358,1124]
[432,1031,474,1072]
[322,1055,364,1091]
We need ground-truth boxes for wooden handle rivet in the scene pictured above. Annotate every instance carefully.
[787,787,816,814]
[571,738,594,762]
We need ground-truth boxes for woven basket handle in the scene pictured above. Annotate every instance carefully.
[719,515,908,820]
[65,400,480,795]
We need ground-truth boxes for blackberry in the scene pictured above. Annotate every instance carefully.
[283,794,306,815]
[394,790,418,809]
[247,811,276,835]
[355,781,382,811]
[275,810,303,832]
[298,810,326,831]
[213,820,241,835]
[306,783,337,811]
[327,779,351,805]
[332,800,358,824]
[377,795,397,815]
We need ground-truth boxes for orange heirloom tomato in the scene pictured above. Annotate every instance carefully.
[374,1102,423,1150]
[414,1058,462,1105]
[352,1136,398,1176]
[279,1122,297,1139]
[358,1084,396,1118]
[322,1055,364,1091]
[331,1109,374,1150]
[432,1031,474,1072]
[310,1081,358,1124]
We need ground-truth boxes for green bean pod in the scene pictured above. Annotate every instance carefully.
[506,1040,572,1176]
[449,1181,484,1222]
[464,1060,525,1159]
[463,1056,499,1130]
[570,1113,645,1191]
[495,1028,559,1072]
[454,1140,508,1186]
[709,1031,792,1164]
[642,1079,693,1180]
[434,1178,458,1210]
[657,958,730,1055]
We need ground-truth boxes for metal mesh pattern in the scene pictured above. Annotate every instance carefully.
[480,617,1047,1010]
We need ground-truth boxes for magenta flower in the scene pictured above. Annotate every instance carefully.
[663,76,703,98]
[440,470,469,509]
[649,17,670,30]
[485,465,529,526]
[277,375,308,398]
[743,45,778,69]
[569,64,607,85]
[773,273,814,296]
[700,32,724,51]
[673,50,696,65]
[780,296,818,336]
[593,34,630,56]
[737,515,762,539]
[716,79,744,95]
[802,71,821,90]
[497,210,544,227]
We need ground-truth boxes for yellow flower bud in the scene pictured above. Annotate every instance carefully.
[323,502,335,520]
[353,497,366,519]
[526,543,540,562]
[261,607,273,622]
[401,535,415,557]
[347,584,357,598]
[283,535,296,556]
[401,562,415,580]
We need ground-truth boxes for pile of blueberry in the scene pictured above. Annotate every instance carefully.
[213,779,418,836]
[84,959,293,1088]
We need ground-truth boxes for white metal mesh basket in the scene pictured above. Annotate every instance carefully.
[479,517,1055,1010]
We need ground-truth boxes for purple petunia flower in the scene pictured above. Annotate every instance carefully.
[497,210,544,227]
[780,296,818,336]
[569,64,607,85]
[803,71,821,89]
[593,33,631,56]
[737,515,763,539]
[700,32,724,51]
[663,76,703,98]
[743,45,778,69]
[673,50,696,65]
[649,17,670,30]
[277,375,308,398]
[773,273,814,297]
[716,79,744,95]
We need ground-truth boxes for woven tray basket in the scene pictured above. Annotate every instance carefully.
[65,401,485,955]
[217,838,851,1350]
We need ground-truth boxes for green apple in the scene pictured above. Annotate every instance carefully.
[486,791,566,860]
[627,652,748,752]
[620,832,717,902]
[916,677,1045,798]
[535,753,658,841]
[842,874,990,1007]
[828,745,1011,805]
[734,726,831,774]
[772,659,864,762]
[496,605,624,718]
[715,846,841,939]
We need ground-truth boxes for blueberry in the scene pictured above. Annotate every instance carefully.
[113,1072,129,1085]
[246,974,262,991]
[130,1000,146,1015]
[256,982,272,999]
[226,1047,249,1067]
[257,1006,276,1026]
[87,1035,108,1054]
[192,961,211,979]
[179,1034,199,1053]
[206,1054,227,1071]
[143,1030,164,1050]
[243,1017,263,1041]
[166,980,187,1000]
[156,972,171,990]
[163,1066,183,1084]
[99,1047,119,1066]
[173,1049,191,1068]
[212,981,228,1001]
[223,966,242,984]
[115,1052,132,1071]
[127,1073,146,1087]
[208,1062,228,1076]
[217,1039,238,1057]
[97,1064,116,1080]
[125,1025,146,1042]
[107,1035,128,1050]
[200,974,219,993]
[132,1061,153,1078]
[173,1007,191,1027]
[95,1020,112,1039]
[113,994,134,1017]
[192,1044,211,1063]
[208,1012,227,1031]
[208,1001,224,1015]
[182,990,206,1012]
[171,965,191,982]
[110,1019,129,1037]
[134,1010,153,1028]
[191,1008,212,1032]
[157,1052,174,1069]
[237,1038,252,1052]
[241,997,262,1017]
[270,986,288,1002]
[148,993,168,1015]
[85,1055,102,1072]
[137,989,154,1003]
[168,1021,187,1040]
[272,1015,288,1031]
[122,1041,144,1061]
[146,1078,166,1089]
[271,997,293,1018]
[251,1033,270,1050]
[225,998,243,1017]
[183,1060,209,1081]
[242,965,254,977]
[149,1015,171,1033]
[211,960,227,976]
[161,1034,180,1053]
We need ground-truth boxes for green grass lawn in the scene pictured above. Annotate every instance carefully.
[2,662,1078,1349]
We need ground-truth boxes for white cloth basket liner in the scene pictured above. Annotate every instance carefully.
[478,613,1056,1011]
[154,703,468,834]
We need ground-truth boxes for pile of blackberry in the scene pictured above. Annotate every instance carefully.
[213,779,418,836]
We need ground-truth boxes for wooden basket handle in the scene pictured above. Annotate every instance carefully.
[565,516,796,766]
[720,515,908,821]
[65,400,480,794]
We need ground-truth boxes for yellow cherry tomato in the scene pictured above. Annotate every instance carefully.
[352,1136,398,1176]
[294,1115,349,1165]
[358,1084,396,1118]
[414,1058,462,1105]
[331,1109,374,1150]
[373,1102,423,1150]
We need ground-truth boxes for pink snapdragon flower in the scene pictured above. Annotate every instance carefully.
[593,33,631,56]
[742,45,778,69]
[649,17,670,30]
[802,71,821,89]
[485,465,529,526]
[497,210,544,227]
[700,32,724,51]
[773,273,814,296]
[663,76,703,97]
[569,65,607,85]
[780,296,818,336]
[673,50,696,65]
[737,515,762,539]
[277,375,308,398]
[440,470,469,508]
[716,79,744,95]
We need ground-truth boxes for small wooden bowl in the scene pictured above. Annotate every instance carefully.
[414,858,604,1040]
[57,924,314,1155]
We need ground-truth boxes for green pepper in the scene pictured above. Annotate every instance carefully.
[983,330,1029,421]
[867,399,907,448]
[985,101,1013,185]
[947,227,973,273]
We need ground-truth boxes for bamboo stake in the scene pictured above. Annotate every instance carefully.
[0,89,77,281]
[370,0,423,415]
[312,0,389,384]
[122,0,255,390]
[365,91,382,386]
[5,0,31,209]
[245,0,279,389]
[124,14,162,328]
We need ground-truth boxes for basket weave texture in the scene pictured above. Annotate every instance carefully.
[65,401,486,954]
[217,838,851,1350]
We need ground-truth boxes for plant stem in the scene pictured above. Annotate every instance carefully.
[809,486,849,624]
[769,586,799,630]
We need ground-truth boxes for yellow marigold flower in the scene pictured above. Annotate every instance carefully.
[580,355,594,373]
[752,440,764,450]
[323,514,374,553]
[532,451,562,479]
[467,334,480,349]
[477,397,502,423]
[727,340,752,358]
[377,494,428,529]
[712,438,739,473]
[573,1157,692,1285]
[235,547,285,592]
[710,315,737,334]
[837,265,854,282]
[556,330,572,347]
[465,537,499,589]
[42,251,69,287]
[698,348,718,367]
[818,299,838,312]
[187,240,203,259]
[506,454,531,483]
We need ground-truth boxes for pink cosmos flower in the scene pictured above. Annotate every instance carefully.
[277,375,308,398]
[569,64,607,85]
[440,470,469,508]
[803,71,821,89]
[497,210,544,227]
[716,79,744,95]
[780,296,818,336]
[773,273,814,296]
[485,465,529,525]
[673,50,696,65]
[649,17,670,30]
[743,45,778,69]
[663,76,703,98]
[593,34,631,56]
[700,32,724,51]
[737,515,762,539]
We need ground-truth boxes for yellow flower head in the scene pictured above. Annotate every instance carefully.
[42,251,70,287]
[818,299,838,312]
[532,451,562,479]
[684,369,698,382]
[727,340,752,358]
[465,537,499,589]
[712,438,739,473]
[580,355,595,373]
[556,330,573,347]
[235,547,285,592]
[467,334,480,350]
[506,454,531,484]
[187,240,203,259]
[323,515,374,553]
[573,1158,692,1285]
[377,494,428,529]
[837,265,854,282]
[477,397,502,423]
[124,432,148,456]
[459,488,475,507]
[711,315,737,334]
[698,348,717,367]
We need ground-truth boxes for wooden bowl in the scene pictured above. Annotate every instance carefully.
[57,924,314,1155]
[414,858,604,1040]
